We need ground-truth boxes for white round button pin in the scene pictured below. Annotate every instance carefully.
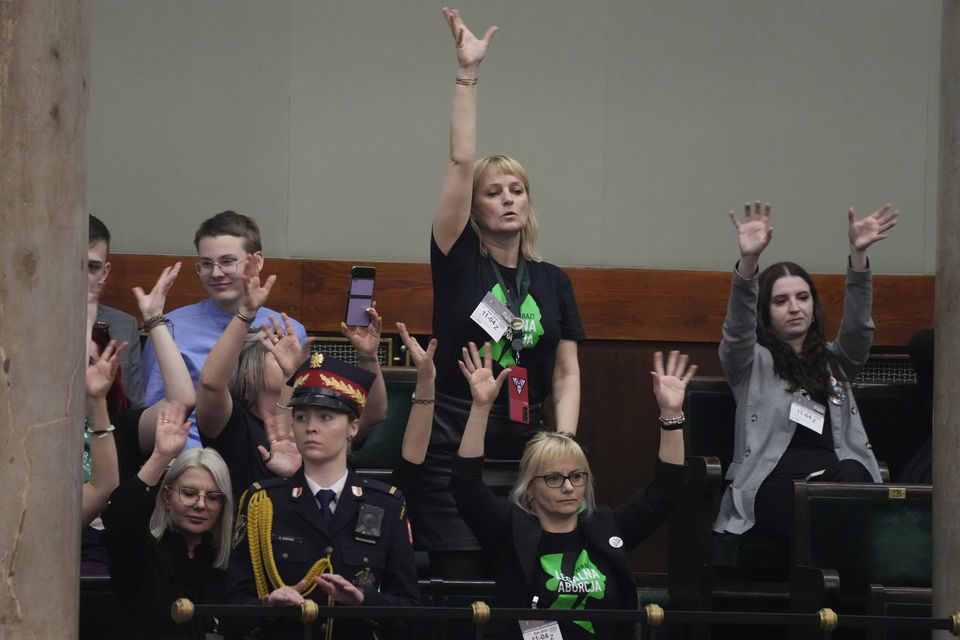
[609,536,623,548]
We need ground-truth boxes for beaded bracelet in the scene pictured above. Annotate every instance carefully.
[658,412,686,430]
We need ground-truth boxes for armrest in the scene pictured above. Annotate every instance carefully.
[667,456,723,608]
[878,461,890,482]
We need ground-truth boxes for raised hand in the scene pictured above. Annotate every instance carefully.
[650,350,697,418]
[848,203,899,252]
[397,322,437,381]
[260,313,311,378]
[341,303,382,360]
[86,339,128,399]
[133,262,181,321]
[458,341,510,407]
[259,404,302,478]
[442,6,498,69]
[153,401,191,460]
[238,258,276,318]
[729,201,773,259]
[314,573,365,605]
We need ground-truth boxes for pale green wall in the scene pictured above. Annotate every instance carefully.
[89,1,941,274]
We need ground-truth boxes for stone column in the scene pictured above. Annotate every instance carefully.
[935,1,960,637]
[0,1,88,639]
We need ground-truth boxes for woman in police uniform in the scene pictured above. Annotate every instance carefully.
[227,354,420,639]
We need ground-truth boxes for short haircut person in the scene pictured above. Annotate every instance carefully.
[229,331,269,408]
[89,214,111,248]
[149,447,234,570]
[471,155,542,262]
[193,210,262,254]
[510,431,596,516]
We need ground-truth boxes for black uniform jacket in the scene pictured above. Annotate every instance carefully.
[227,467,420,639]
[451,455,686,639]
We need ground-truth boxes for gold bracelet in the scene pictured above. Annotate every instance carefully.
[455,77,478,86]
[275,402,292,411]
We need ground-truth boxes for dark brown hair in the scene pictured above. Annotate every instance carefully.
[757,261,844,400]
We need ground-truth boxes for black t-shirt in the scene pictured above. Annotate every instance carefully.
[431,223,585,406]
[530,529,620,639]
[200,397,272,498]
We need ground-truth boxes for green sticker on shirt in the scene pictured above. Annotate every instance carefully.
[489,283,544,367]
[541,549,607,634]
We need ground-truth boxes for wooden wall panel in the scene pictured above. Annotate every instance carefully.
[98,255,934,347]
[300,260,433,333]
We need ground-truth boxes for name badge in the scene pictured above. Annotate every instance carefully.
[519,619,563,640]
[471,292,514,341]
[790,393,826,434]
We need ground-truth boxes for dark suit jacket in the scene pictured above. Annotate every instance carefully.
[228,468,420,639]
[451,455,685,639]
[97,304,144,408]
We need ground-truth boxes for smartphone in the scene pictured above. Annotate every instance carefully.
[345,266,376,327]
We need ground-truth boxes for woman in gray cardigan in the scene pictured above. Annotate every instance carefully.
[714,201,898,541]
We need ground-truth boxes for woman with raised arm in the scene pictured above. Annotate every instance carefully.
[451,344,693,639]
[83,337,126,529]
[82,263,195,576]
[102,402,233,640]
[423,7,586,577]
[714,202,899,542]
[391,323,438,500]
[196,261,386,497]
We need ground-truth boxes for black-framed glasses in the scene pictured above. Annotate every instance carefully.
[173,486,227,508]
[195,256,248,275]
[535,472,589,488]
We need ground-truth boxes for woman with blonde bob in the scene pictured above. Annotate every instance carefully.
[452,343,695,639]
[103,403,234,640]
[423,7,586,577]
[509,431,597,518]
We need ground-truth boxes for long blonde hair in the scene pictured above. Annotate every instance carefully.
[471,155,543,262]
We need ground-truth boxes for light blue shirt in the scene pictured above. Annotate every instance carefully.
[141,297,307,448]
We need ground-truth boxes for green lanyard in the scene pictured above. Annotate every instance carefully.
[488,255,531,359]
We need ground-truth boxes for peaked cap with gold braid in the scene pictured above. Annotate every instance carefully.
[287,352,375,417]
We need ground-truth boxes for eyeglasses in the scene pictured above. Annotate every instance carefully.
[195,257,248,275]
[535,472,589,488]
[173,486,227,508]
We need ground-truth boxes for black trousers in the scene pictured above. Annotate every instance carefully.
[752,455,873,542]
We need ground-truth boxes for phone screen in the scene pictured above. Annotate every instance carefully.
[345,271,375,326]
